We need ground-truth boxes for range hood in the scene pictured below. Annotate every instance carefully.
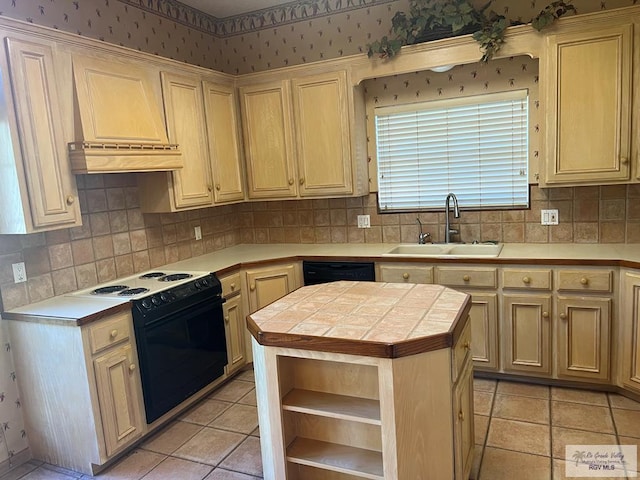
[69,54,182,174]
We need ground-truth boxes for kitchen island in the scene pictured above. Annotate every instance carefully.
[247,281,473,480]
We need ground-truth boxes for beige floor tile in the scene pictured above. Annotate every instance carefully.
[553,459,628,480]
[0,462,40,480]
[173,428,245,466]
[234,370,256,383]
[551,387,608,406]
[209,380,255,403]
[479,447,551,480]
[492,394,549,424]
[218,437,263,477]
[20,468,77,480]
[470,445,482,480]
[250,426,260,438]
[180,399,233,426]
[141,457,213,480]
[204,469,260,480]
[473,378,497,393]
[237,388,257,406]
[475,415,489,445]
[141,420,203,455]
[92,450,166,479]
[612,408,640,438]
[497,381,550,399]
[486,418,550,456]
[210,404,259,434]
[38,465,83,479]
[609,393,640,411]
[551,426,618,459]
[474,390,494,416]
[551,401,615,434]
[618,437,640,475]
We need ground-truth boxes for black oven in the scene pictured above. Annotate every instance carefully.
[131,273,227,424]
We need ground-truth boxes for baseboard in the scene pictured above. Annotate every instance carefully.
[0,448,32,477]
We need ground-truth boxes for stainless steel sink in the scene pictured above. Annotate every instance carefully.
[383,243,503,257]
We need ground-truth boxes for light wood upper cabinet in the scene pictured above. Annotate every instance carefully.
[541,23,634,186]
[240,80,297,199]
[0,36,81,233]
[621,271,640,394]
[203,81,245,203]
[292,71,353,196]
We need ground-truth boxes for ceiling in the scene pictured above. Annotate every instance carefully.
[179,0,293,19]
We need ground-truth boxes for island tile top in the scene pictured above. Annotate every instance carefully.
[247,281,471,358]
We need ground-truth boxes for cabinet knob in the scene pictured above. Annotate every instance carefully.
[522,276,531,284]
[224,315,229,324]
[299,177,305,185]
[250,284,256,291]
[66,195,75,205]
[207,185,213,192]
[110,329,118,339]
[288,178,294,185]
[560,313,567,320]
[458,410,465,421]
[128,364,136,372]
[215,184,221,191]
[402,272,410,280]
[621,156,629,165]
[463,275,470,282]
[230,283,236,291]
[580,277,589,285]
[542,311,549,319]
[463,341,471,351]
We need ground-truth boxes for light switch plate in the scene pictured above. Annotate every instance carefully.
[357,215,371,228]
[194,226,202,240]
[12,262,26,283]
[541,209,559,225]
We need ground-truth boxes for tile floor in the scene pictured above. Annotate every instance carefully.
[1,370,639,480]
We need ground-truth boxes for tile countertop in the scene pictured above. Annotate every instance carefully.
[246,280,472,358]
[4,242,640,324]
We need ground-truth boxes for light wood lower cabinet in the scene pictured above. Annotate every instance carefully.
[376,263,434,284]
[467,293,499,372]
[502,294,552,377]
[245,262,301,313]
[6,311,145,475]
[223,294,246,375]
[621,271,640,394]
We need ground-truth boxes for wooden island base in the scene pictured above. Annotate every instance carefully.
[247,281,474,480]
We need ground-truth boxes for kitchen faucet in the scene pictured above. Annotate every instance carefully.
[444,193,460,243]
[416,218,431,244]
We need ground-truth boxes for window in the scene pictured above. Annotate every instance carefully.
[375,90,529,212]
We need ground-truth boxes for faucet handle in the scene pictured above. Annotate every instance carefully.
[418,232,432,244]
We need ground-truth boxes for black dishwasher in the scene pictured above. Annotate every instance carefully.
[302,260,376,285]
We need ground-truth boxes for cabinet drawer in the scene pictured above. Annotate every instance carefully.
[557,269,613,293]
[377,264,433,284]
[452,320,472,383]
[87,313,131,355]
[436,267,497,289]
[502,269,552,290]
[221,272,242,297]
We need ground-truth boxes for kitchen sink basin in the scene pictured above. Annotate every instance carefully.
[384,243,503,257]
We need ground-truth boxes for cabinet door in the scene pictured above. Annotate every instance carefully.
[224,294,246,374]
[93,344,143,457]
[5,38,80,229]
[542,24,632,185]
[240,81,297,199]
[453,361,474,480]
[292,71,352,196]
[161,72,213,208]
[467,293,499,372]
[502,294,552,376]
[622,272,640,394]
[246,264,298,313]
[557,296,611,382]
[203,81,245,204]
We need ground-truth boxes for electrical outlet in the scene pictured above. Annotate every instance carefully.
[541,209,559,225]
[357,215,371,228]
[12,262,26,283]
[194,226,202,240]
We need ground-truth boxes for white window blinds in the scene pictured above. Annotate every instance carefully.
[375,90,529,212]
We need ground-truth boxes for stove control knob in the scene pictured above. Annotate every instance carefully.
[194,281,202,289]
[160,293,170,302]
[151,296,161,306]
[141,299,152,309]
[201,278,209,287]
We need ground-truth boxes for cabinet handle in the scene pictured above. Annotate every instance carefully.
[458,410,465,421]
[463,275,470,282]
[129,364,136,372]
[230,283,236,291]
[580,277,589,285]
[250,284,256,291]
[542,311,549,319]
[560,313,567,320]
[207,185,213,192]
[621,156,629,165]
[402,272,410,280]
[522,276,531,284]
[288,178,294,185]
[110,329,118,339]
[66,195,75,205]
[463,341,471,351]
[215,184,221,191]
[299,177,305,185]
[225,315,230,324]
